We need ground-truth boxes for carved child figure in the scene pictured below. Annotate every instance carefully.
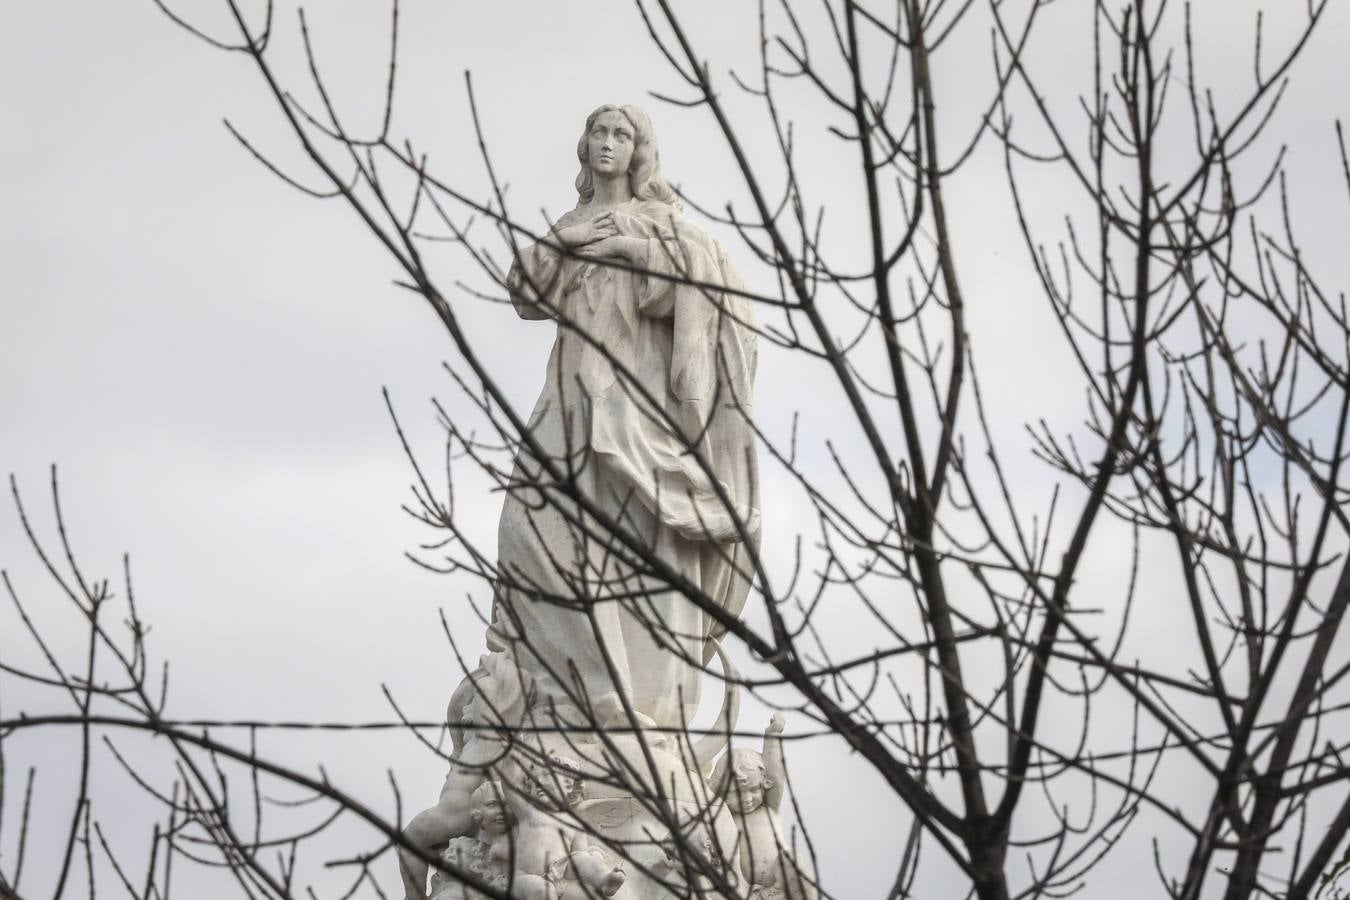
[401,653,533,899]
[428,780,513,900]
[506,755,627,900]
[712,713,817,900]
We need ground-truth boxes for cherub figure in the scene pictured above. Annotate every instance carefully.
[711,713,817,900]
[401,653,533,899]
[506,754,626,900]
[427,780,513,900]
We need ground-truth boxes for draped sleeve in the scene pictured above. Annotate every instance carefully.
[587,202,760,549]
[633,230,716,320]
[506,211,588,320]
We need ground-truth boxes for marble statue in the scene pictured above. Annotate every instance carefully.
[402,103,819,900]
[488,101,760,733]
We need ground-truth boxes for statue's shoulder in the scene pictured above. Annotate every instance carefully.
[629,200,716,244]
[554,206,589,228]
[629,198,682,220]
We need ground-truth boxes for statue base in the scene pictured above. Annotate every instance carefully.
[404,652,814,900]
[425,729,743,900]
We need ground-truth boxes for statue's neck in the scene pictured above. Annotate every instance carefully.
[590,173,632,209]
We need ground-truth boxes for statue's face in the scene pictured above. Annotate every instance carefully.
[531,766,583,809]
[473,795,510,835]
[726,758,768,813]
[587,110,635,179]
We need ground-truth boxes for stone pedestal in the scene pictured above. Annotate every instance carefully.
[421,714,744,900]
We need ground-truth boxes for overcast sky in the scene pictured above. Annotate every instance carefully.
[3,1,1349,897]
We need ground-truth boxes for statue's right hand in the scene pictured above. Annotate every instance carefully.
[554,217,618,249]
[580,214,620,245]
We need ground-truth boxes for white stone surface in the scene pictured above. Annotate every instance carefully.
[401,103,810,900]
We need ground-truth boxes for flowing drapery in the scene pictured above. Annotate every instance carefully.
[487,199,759,729]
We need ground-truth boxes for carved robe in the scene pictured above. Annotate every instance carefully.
[490,198,759,729]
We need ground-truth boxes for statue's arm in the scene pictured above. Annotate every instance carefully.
[506,238,563,320]
[763,713,787,813]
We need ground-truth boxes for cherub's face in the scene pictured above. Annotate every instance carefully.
[526,766,585,814]
[472,795,511,835]
[531,767,583,810]
[726,758,769,814]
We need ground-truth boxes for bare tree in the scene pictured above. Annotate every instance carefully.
[3,1,1349,898]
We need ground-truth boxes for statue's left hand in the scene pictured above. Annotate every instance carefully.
[576,235,641,264]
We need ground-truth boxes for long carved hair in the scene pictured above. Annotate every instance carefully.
[574,104,681,210]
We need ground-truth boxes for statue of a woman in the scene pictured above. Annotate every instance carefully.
[488,103,759,733]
